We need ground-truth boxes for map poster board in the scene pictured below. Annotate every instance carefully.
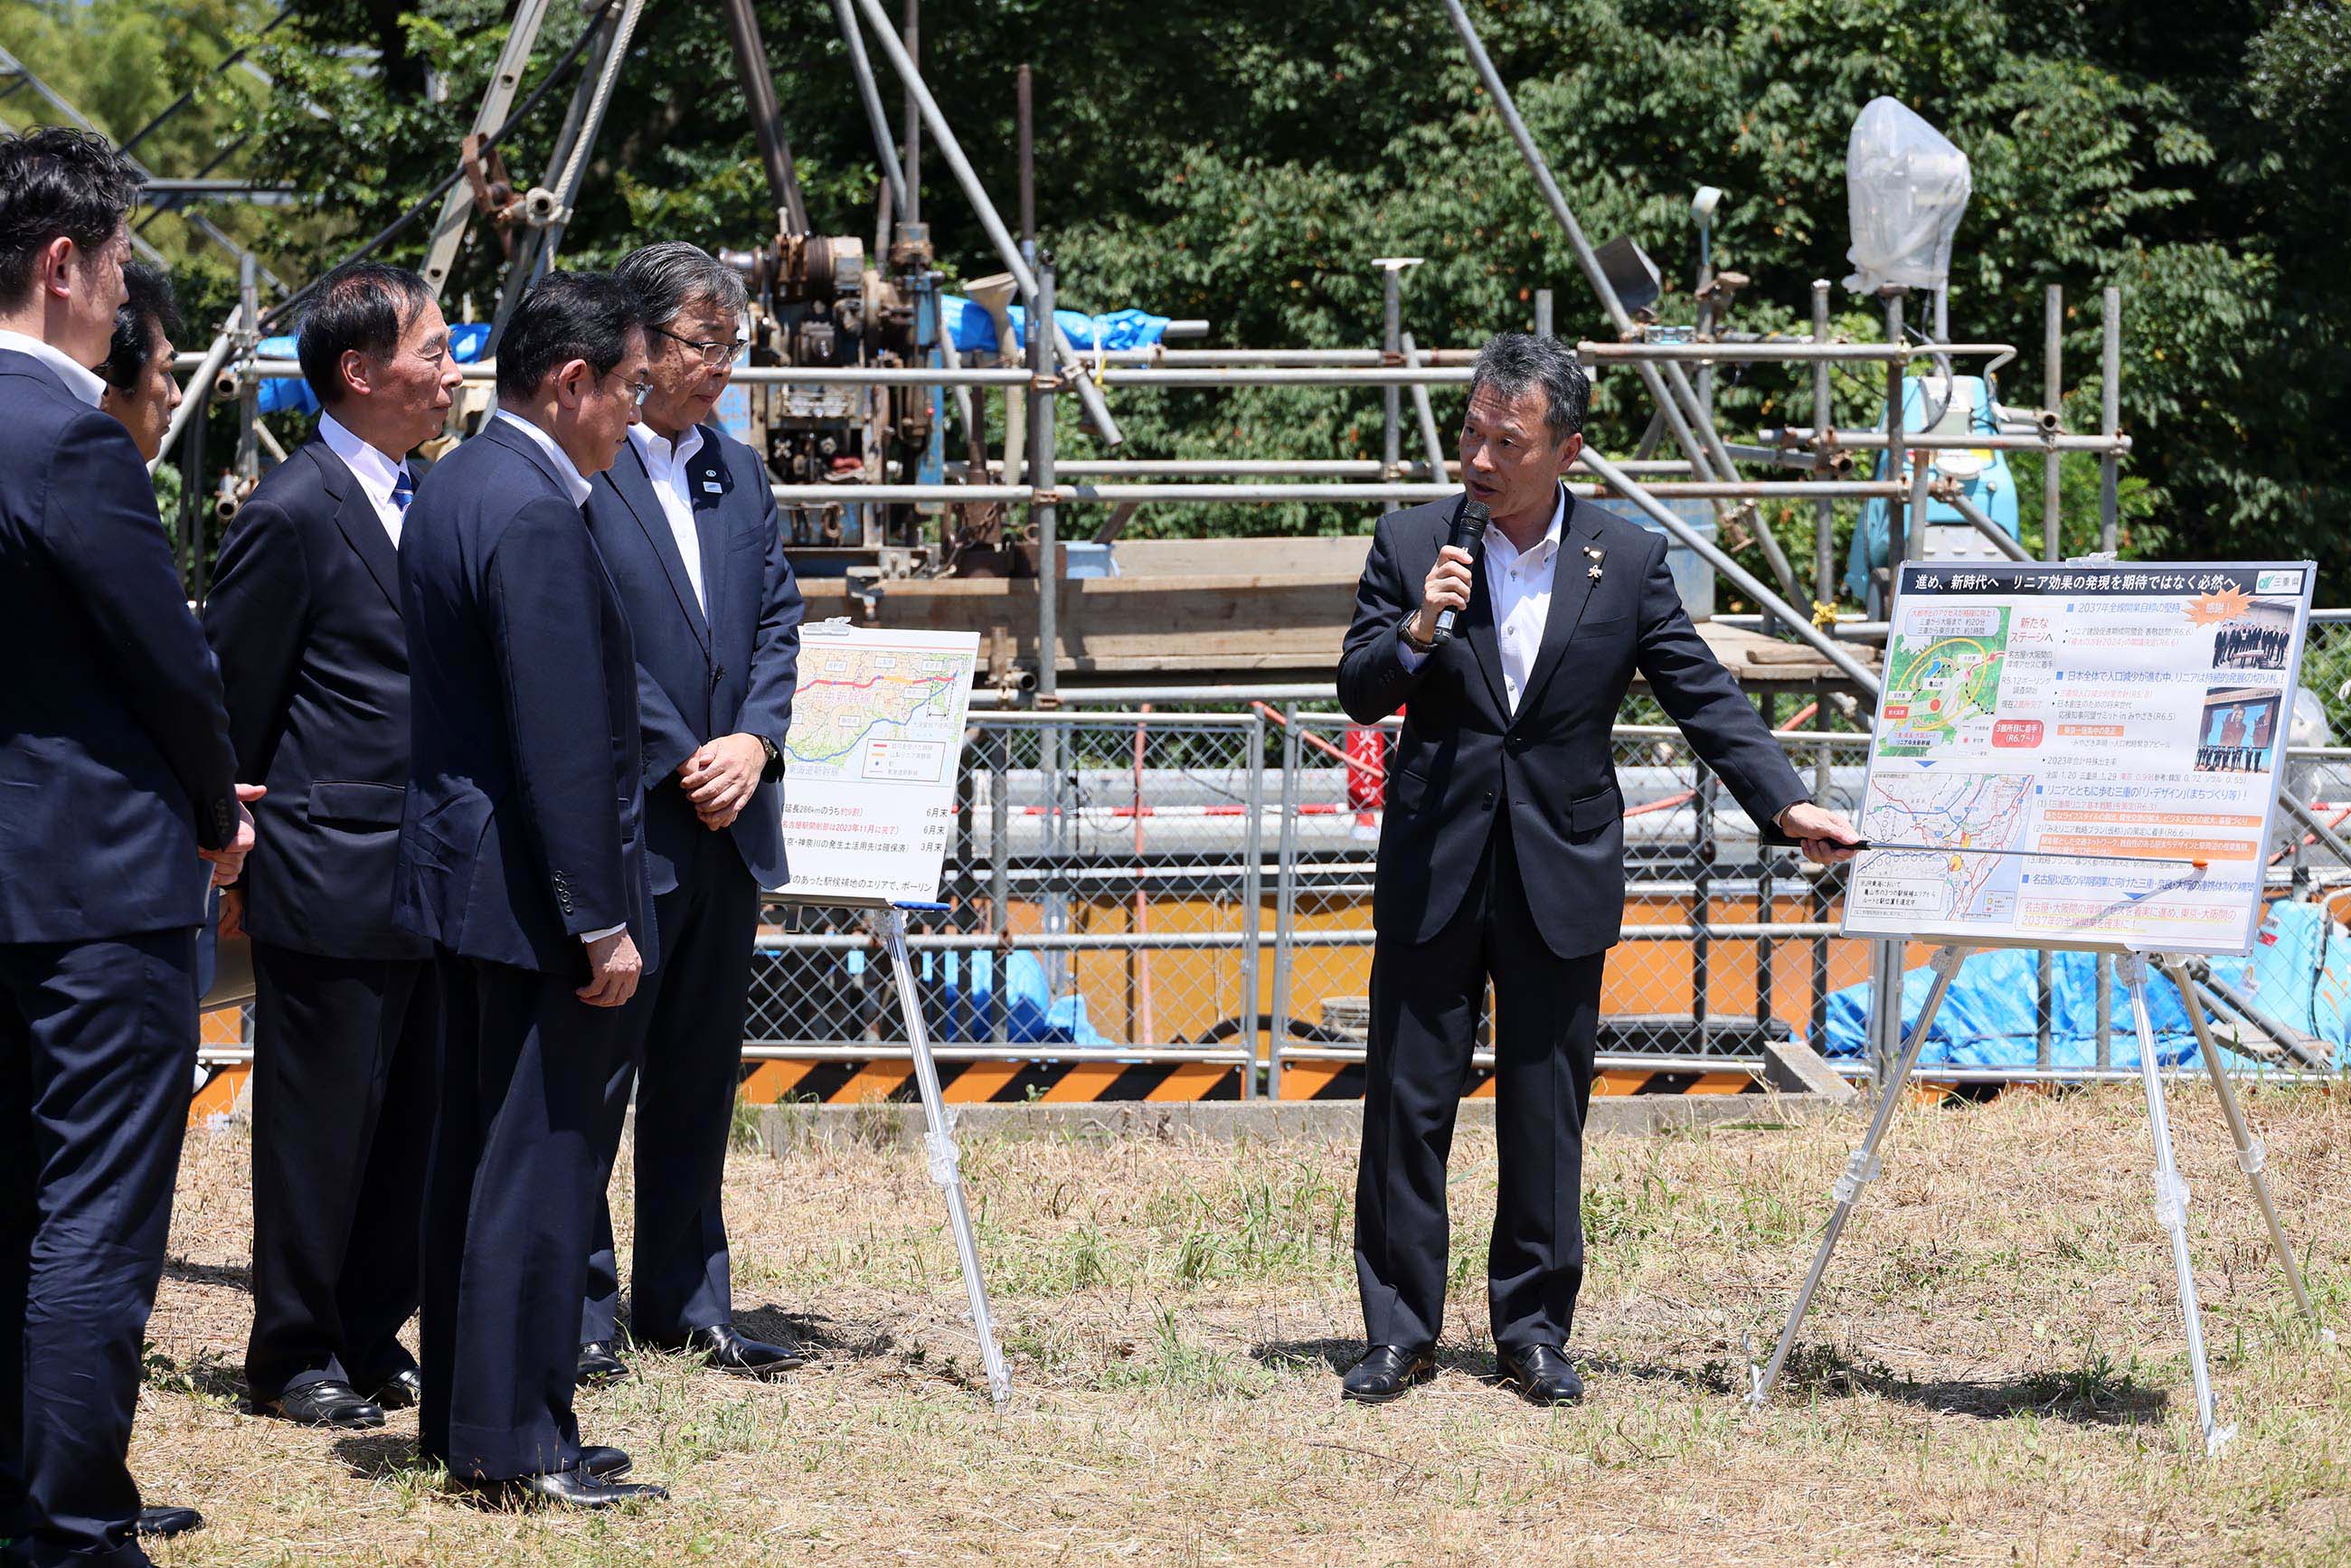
[776,622,980,906]
[1841,561,2316,957]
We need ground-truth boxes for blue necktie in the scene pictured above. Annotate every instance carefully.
[390,467,415,514]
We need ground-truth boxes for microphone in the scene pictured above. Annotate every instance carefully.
[1429,498,1489,647]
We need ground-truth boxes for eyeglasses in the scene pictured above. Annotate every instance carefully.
[598,368,653,409]
[649,326,741,370]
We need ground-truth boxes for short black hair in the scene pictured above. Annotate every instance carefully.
[104,260,181,390]
[0,128,141,307]
[495,270,643,401]
[1469,332,1591,443]
[296,260,434,407]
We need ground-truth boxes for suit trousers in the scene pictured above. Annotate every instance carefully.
[420,955,632,1480]
[0,930,198,1568]
[1354,814,1605,1355]
[583,831,759,1344]
[244,943,434,1401]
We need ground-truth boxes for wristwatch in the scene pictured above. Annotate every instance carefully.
[758,735,780,770]
[1400,616,1436,654]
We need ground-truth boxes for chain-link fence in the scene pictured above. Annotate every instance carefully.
[1262,709,1875,1096]
[743,712,1270,1084]
[195,675,2351,1098]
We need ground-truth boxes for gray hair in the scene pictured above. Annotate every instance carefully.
[1468,331,1591,444]
[614,241,749,330]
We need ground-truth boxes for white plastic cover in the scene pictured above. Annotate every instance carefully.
[1843,97,1972,296]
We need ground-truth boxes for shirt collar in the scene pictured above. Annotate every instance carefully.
[0,328,106,407]
[628,420,703,470]
[1485,486,1567,569]
[492,408,594,506]
[316,411,407,505]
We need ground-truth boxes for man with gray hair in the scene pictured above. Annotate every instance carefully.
[1336,332,1857,1406]
[577,241,804,1384]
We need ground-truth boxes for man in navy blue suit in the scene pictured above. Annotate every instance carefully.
[1336,335,1859,1408]
[205,261,463,1431]
[0,128,253,1564]
[576,242,803,1386]
[394,271,666,1508]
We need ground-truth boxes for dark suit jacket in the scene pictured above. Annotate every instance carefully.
[1339,487,1809,959]
[0,347,239,942]
[583,422,802,894]
[204,439,431,960]
[392,419,656,978]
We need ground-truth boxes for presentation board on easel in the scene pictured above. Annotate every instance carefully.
[1751,559,2329,1454]
[776,622,981,904]
[770,621,1011,1406]
[1841,560,2318,956]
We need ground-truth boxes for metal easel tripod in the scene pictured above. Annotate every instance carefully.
[1746,942,2327,1454]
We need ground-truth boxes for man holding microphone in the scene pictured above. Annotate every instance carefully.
[1337,333,1858,1406]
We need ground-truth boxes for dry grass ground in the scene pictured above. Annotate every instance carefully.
[133,1084,2351,1565]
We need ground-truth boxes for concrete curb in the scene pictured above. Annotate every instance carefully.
[755,1084,1852,1154]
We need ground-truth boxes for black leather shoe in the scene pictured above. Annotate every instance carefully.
[135,1505,203,1538]
[580,1445,632,1479]
[1340,1345,1435,1403]
[648,1324,806,1379]
[262,1379,385,1429]
[371,1368,423,1410]
[1498,1344,1585,1406]
[464,1468,668,1509]
[576,1341,630,1387]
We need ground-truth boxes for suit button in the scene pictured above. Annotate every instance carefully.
[1481,790,1496,810]
[712,663,726,685]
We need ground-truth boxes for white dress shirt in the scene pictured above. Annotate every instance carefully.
[627,421,708,615]
[492,408,594,506]
[490,409,621,945]
[0,328,105,408]
[1397,486,1566,715]
[317,411,411,546]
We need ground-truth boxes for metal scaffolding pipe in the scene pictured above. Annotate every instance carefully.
[1941,488,2034,562]
[957,458,1695,477]
[1434,0,1730,495]
[830,0,907,213]
[1762,427,2130,453]
[846,0,1123,445]
[151,326,239,477]
[766,480,1909,505]
[1575,447,1882,694]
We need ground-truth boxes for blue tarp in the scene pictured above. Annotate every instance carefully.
[257,321,495,417]
[938,296,1171,355]
[1818,902,2351,1069]
[844,945,1107,1047]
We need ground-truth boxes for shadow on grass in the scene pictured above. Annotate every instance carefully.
[161,1255,253,1294]
[1248,1337,1506,1384]
[331,1431,432,1483]
[737,1306,897,1365]
[1613,1342,2174,1428]
[139,1345,245,1405]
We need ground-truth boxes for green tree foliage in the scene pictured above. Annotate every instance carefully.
[10,0,2343,596]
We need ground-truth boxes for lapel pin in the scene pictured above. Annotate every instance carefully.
[1588,563,1604,580]
[1585,545,1604,580]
